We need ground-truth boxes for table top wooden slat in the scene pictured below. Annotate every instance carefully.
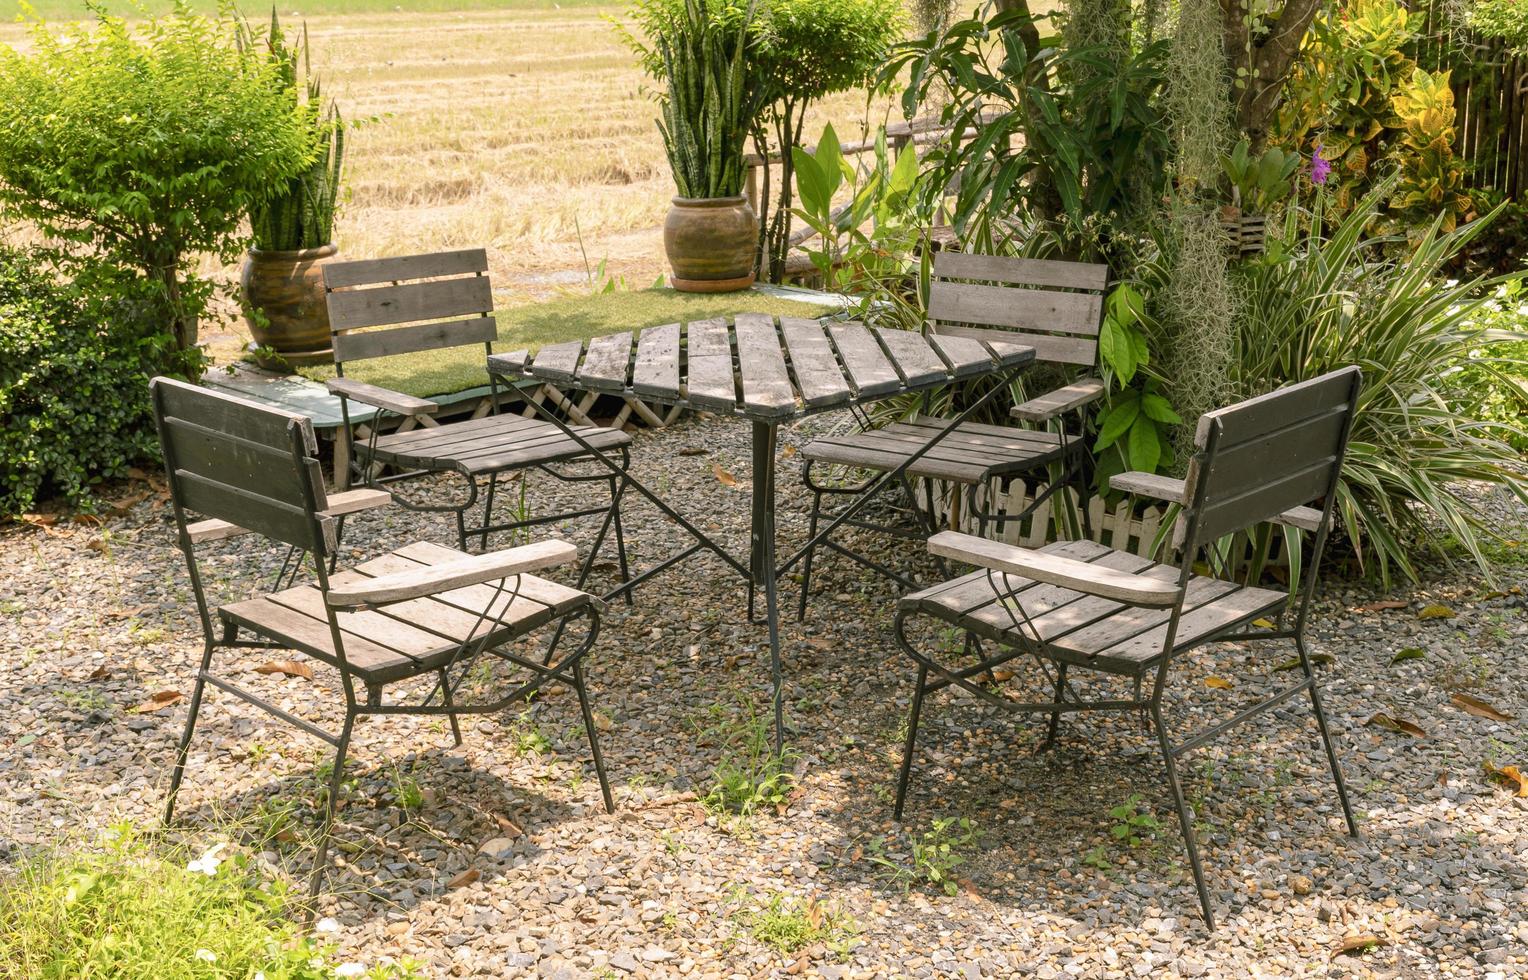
[577,331,633,392]
[684,318,739,413]
[875,328,949,388]
[528,340,584,382]
[779,317,852,409]
[926,332,996,378]
[732,313,796,417]
[488,316,1034,422]
[631,322,682,400]
[828,322,902,398]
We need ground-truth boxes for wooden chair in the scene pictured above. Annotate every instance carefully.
[153,378,615,899]
[796,252,1110,619]
[324,248,631,593]
[890,368,1364,927]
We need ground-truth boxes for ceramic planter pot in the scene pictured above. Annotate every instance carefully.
[239,243,340,365]
[663,196,757,293]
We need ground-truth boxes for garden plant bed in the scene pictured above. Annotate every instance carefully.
[1,413,1524,977]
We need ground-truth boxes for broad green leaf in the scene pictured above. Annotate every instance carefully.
[1127,417,1160,473]
[1094,396,1140,451]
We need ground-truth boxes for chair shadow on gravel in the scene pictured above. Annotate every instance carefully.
[166,736,597,922]
[807,666,1528,938]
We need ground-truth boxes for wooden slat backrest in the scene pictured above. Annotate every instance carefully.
[927,252,1109,367]
[324,248,496,364]
[152,378,335,555]
[1179,368,1362,546]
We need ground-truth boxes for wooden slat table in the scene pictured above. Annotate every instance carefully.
[489,316,1034,750]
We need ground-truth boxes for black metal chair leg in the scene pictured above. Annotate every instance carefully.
[437,667,464,747]
[455,508,469,552]
[893,663,929,821]
[164,637,218,824]
[1298,636,1360,838]
[1040,662,1068,751]
[1150,702,1216,928]
[796,488,822,622]
[479,473,499,552]
[571,659,614,813]
[308,712,356,903]
[611,477,632,606]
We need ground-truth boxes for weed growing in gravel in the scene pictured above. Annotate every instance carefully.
[726,887,859,959]
[510,708,552,756]
[696,699,799,820]
[0,821,424,978]
[391,768,424,813]
[1107,794,1161,847]
[867,816,979,897]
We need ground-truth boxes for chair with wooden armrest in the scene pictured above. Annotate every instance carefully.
[152,378,615,901]
[323,248,631,597]
[888,367,1364,928]
[795,252,1109,620]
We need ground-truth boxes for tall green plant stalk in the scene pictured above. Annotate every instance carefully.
[240,12,345,251]
[653,0,761,198]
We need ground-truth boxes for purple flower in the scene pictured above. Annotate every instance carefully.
[1310,144,1331,186]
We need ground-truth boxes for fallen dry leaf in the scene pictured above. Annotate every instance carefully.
[1251,617,1277,629]
[255,660,314,680]
[1417,603,1455,620]
[88,666,110,681]
[1334,934,1387,957]
[1355,600,1409,613]
[712,463,738,488]
[130,690,184,713]
[781,444,797,459]
[1205,676,1234,689]
[678,447,708,457]
[1365,713,1426,738]
[108,605,151,620]
[1450,692,1515,723]
[447,868,481,889]
[104,490,149,517]
[1485,761,1528,797]
[492,813,524,838]
[1390,647,1427,665]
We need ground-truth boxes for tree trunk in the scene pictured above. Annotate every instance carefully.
[1222,0,1323,151]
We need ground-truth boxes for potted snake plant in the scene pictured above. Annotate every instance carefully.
[238,12,345,364]
[630,0,767,291]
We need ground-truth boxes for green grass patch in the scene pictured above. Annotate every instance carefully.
[0,821,422,978]
[295,287,836,399]
[7,0,613,21]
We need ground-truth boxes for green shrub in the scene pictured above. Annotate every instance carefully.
[1226,190,1528,584]
[0,3,316,348]
[0,822,422,978]
[0,248,192,518]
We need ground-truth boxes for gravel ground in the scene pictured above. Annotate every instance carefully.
[2,411,1526,979]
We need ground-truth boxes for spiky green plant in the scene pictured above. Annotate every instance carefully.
[1232,187,1528,584]
[240,11,344,251]
[650,0,764,198]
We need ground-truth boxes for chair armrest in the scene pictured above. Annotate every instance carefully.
[1009,378,1106,423]
[1109,472,1325,532]
[325,539,578,608]
[185,488,392,544]
[1110,471,1186,502]
[927,531,1180,607]
[326,378,438,416]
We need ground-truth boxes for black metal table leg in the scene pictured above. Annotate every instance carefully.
[749,421,785,754]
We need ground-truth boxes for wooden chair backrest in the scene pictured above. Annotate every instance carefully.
[926,252,1111,367]
[323,248,495,367]
[152,377,335,556]
[1179,367,1363,548]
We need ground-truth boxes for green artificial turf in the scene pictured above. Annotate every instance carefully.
[297,287,839,399]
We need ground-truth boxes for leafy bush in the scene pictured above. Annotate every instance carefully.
[1467,0,1528,54]
[241,11,346,251]
[0,4,316,348]
[884,8,1172,258]
[1452,282,1528,452]
[1226,190,1528,584]
[0,248,195,518]
[1389,68,1472,232]
[0,822,421,978]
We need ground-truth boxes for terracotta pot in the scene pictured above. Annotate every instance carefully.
[663,196,757,293]
[240,243,340,365]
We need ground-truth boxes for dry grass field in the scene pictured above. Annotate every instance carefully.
[1,3,899,323]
